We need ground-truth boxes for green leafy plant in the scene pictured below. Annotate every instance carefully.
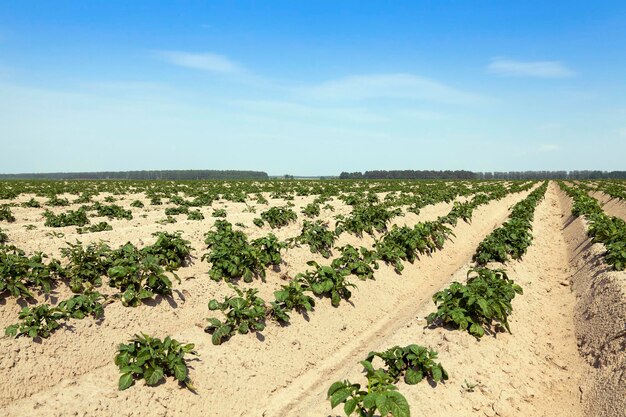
[293,220,336,258]
[328,361,410,417]
[5,305,66,338]
[115,333,197,391]
[366,345,448,385]
[296,261,355,307]
[205,285,267,345]
[60,241,111,293]
[212,208,227,217]
[130,200,145,208]
[301,202,320,218]
[108,243,178,307]
[58,289,106,319]
[0,245,60,299]
[142,231,193,271]
[332,245,379,280]
[21,198,42,208]
[260,206,297,228]
[44,208,89,227]
[0,205,16,222]
[268,279,315,323]
[76,221,113,234]
[203,221,284,282]
[91,202,133,220]
[427,268,523,337]
[187,210,204,220]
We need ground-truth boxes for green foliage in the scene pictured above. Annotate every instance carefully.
[21,198,41,208]
[301,202,321,218]
[0,228,7,244]
[187,210,204,220]
[0,204,16,222]
[58,290,105,319]
[473,182,547,265]
[91,202,133,220]
[44,208,89,227]
[156,215,177,224]
[260,206,297,228]
[253,217,264,227]
[115,334,197,391]
[212,208,227,218]
[108,243,178,307]
[5,305,66,338]
[335,204,402,237]
[46,195,70,207]
[427,268,523,337]
[60,241,111,293]
[76,221,113,234]
[366,345,448,385]
[296,261,355,307]
[293,220,336,258]
[130,200,145,208]
[205,285,267,345]
[374,221,453,273]
[142,231,193,271]
[328,361,410,417]
[0,245,60,299]
[202,221,284,282]
[269,279,315,323]
[331,245,378,280]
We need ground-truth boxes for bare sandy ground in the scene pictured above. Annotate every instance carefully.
[0,183,623,417]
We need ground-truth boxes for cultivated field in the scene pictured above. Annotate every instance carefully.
[0,179,624,417]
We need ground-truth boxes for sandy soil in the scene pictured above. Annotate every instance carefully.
[0,183,624,417]
[589,191,626,222]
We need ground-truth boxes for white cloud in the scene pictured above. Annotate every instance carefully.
[539,144,560,152]
[299,73,483,104]
[487,58,575,78]
[155,50,244,74]
[617,128,626,137]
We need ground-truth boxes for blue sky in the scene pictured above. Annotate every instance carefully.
[1,1,625,175]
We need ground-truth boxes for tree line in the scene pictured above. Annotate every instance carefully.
[339,170,626,180]
[0,170,269,180]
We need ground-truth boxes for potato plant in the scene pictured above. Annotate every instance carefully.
[328,361,410,417]
[427,268,523,337]
[115,334,197,391]
[44,208,89,227]
[366,344,448,385]
[5,305,66,338]
[259,206,297,228]
[269,279,315,323]
[296,261,355,307]
[142,231,193,271]
[293,220,336,258]
[331,245,379,280]
[108,244,178,307]
[205,285,267,345]
[58,290,106,319]
[60,241,111,293]
[0,204,16,222]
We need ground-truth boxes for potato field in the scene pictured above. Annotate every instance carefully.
[0,179,624,417]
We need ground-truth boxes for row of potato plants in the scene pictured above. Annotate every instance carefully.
[559,182,626,270]
[325,184,540,416]
[426,182,546,339]
[1,231,194,338]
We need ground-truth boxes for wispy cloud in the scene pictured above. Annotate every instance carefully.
[299,74,483,104]
[487,58,575,78]
[155,50,244,74]
[539,144,560,152]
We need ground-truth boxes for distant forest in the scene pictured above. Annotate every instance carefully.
[0,170,269,180]
[339,170,626,180]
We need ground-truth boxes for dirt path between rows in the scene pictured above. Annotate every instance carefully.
[1,190,532,416]
[277,182,588,417]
